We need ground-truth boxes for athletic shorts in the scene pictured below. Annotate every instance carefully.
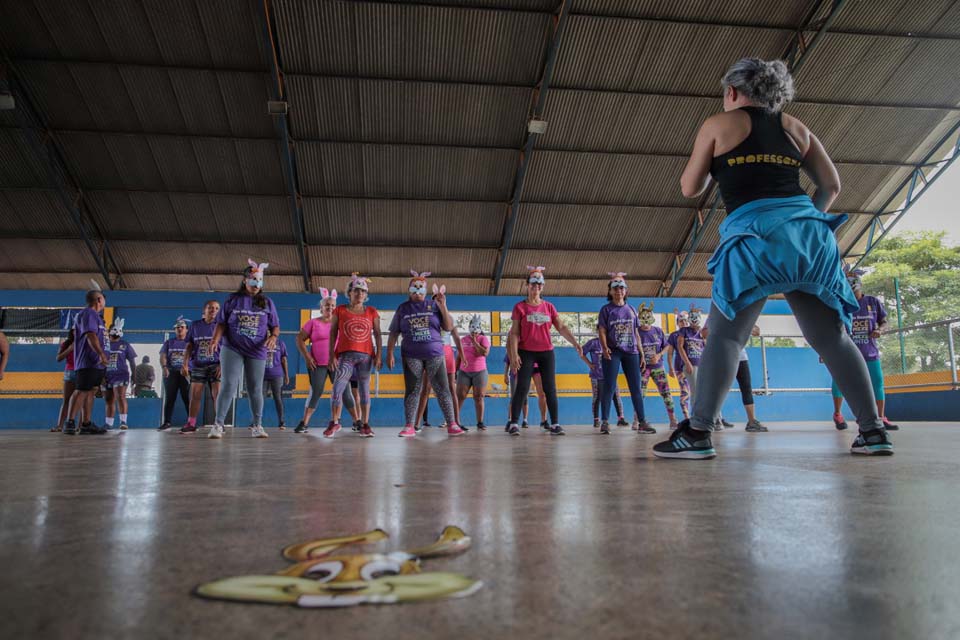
[190,363,221,384]
[75,367,105,392]
[444,345,455,374]
[457,369,488,389]
[103,378,129,389]
[63,369,76,383]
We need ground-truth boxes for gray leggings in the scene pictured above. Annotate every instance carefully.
[215,346,266,426]
[691,292,881,432]
[402,355,457,426]
[306,365,356,410]
[264,376,284,424]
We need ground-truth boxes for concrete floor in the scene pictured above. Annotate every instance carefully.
[1,422,959,639]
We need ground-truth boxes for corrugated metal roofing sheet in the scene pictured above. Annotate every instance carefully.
[303,198,506,246]
[494,277,662,297]
[308,246,497,278]
[110,241,302,275]
[0,129,49,188]
[570,0,812,26]
[312,276,495,297]
[511,203,692,251]
[119,273,306,293]
[832,0,960,36]
[272,0,550,83]
[0,189,77,237]
[504,249,674,278]
[524,151,689,205]
[286,75,531,147]
[670,280,713,298]
[0,271,104,291]
[553,17,791,93]
[0,237,97,272]
[296,142,517,199]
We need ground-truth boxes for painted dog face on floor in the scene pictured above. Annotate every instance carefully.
[194,526,481,608]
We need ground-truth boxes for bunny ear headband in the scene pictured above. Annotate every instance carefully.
[109,318,125,336]
[607,271,628,288]
[526,265,546,284]
[89,279,102,292]
[246,258,269,277]
[319,287,338,304]
[348,272,370,292]
[174,315,189,329]
[674,307,690,322]
[409,269,432,282]
[469,314,483,334]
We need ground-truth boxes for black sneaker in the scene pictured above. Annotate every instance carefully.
[79,421,107,435]
[652,420,716,460]
[593,418,601,428]
[745,419,768,432]
[294,421,308,434]
[278,421,286,431]
[547,424,565,436]
[851,429,894,456]
[882,417,900,431]
[351,420,362,432]
[422,420,431,428]
[508,423,520,436]
[521,420,529,429]
[180,424,197,434]
[504,422,511,433]
[599,421,610,435]
[616,417,629,427]
[636,420,657,435]
[63,419,78,435]
[721,418,734,428]
[539,420,549,431]
[157,423,172,432]
[833,413,848,431]
[477,422,486,431]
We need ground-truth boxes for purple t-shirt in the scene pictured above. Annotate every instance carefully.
[160,338,188,369]
[389,299,444,359]
[667,330,683,372]
[217,294,280,360]
[597,303,639,354]
[264,340,288,379]
[638,326,667,368]
[105,339,137,385]
[850,295,886,361]
[583,337,604,380]
[678,326,705,367]
[73,307,107,370]
[186,319,220,368]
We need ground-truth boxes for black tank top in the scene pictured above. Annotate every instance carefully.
[710,107,806,213]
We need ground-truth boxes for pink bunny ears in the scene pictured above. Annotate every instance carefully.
[348,272,370,292]
[409,269,432,281]
[526,265,546,284]
[246,258,269,277]
[319,287,338,303]
[608,272,627,279]
[432,283,446,295]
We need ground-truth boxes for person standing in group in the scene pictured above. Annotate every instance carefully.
[666,310,691,421]
[63,290,109,435]
[323,274,382,439]
[208,260,280,440]
[158,317,190,431]
[581,333,626,429]
[506,266,583,436]
[654,58,890,459]
[636,304,679,430]
[53,331,76,432]
[294,289,359,434]
[263,336,289,430]
[675,306,706,408]
[732,325,768,432]
[457,315,491,431]
[387,271,464,438]
[502,354,547,430]
[103,319,137,431]
[133,356,156,397]
[596,273,652,435]
[180,300,221,434]
[830,267,899,432]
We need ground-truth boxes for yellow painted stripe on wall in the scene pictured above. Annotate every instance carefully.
[0,372,64,391]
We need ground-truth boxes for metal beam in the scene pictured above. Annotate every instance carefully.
[847,119,960,267]
[256,0,312,292]
[490,0,571,295]
[2,56,123,289]
[656,0,848,297]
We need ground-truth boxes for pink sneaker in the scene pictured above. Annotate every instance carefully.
[323,422,341,438]
[398,425,416,438]
[447,424,465,436]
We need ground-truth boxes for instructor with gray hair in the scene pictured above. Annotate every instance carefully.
[653,57,891,459]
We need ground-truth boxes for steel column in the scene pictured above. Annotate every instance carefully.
[490,0,571,295]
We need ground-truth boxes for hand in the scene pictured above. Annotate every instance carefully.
[181,364,190,377]
[330,354,338,371]
[602,346,612,360]
[374,354,382,370]
[305,354,317,371]
[510,353,521,373]
[265,334,278,350]
[99,352,109,366]
[460,356,468,370]
[163,367,169,378]
[651,353,661,364]
[676,371,684,381]
[284,375,290,386]
[503,374,509,386]
[434,291,447,307]
[387,352,395,370]
[870,330,882,339]
[575,344,583,357]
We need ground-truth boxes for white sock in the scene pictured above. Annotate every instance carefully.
[120,413,128,423]
[105,417,115,427]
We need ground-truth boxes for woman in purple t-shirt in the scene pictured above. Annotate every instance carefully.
[208,260,280,440]
[676,306,706,405]
[596,273,651,434]
[103,319,137,430]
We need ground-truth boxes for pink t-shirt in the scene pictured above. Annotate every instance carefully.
[460,333,490,372]
[301,317,332,366]
[512,300,558,352]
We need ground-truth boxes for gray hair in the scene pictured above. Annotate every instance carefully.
[721,58,795,113]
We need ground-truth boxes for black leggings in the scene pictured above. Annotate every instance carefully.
[162,370,190,424]
[735,360,754,406]
[510,349,558,425]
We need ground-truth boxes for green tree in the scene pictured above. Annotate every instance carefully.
[860,231,960,374]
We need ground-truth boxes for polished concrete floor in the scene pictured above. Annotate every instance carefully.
[2,422,959,639]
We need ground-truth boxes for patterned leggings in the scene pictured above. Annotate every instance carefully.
[590,378,623,420]
[331,352,372,408]
[642,366,676,419]
[675,372,691,419]
[403,356,457,427]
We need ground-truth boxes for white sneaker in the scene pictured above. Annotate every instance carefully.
[252,425,269,439]
[208,424,224,439]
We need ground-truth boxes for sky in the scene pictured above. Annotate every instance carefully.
[890,160,959,246]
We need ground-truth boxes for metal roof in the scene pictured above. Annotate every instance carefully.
[1,0,958,295]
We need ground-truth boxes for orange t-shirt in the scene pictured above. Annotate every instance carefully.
[334,305,379,356]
